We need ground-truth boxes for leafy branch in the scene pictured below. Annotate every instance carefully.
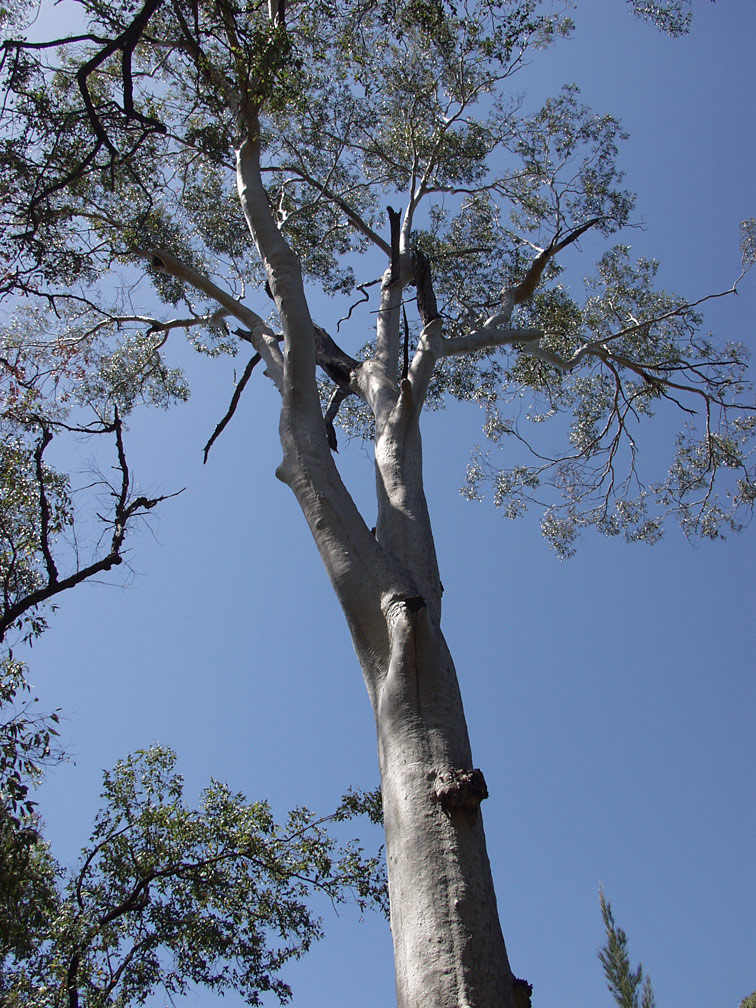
[599,888,656,1008]
[1,744,387,1007]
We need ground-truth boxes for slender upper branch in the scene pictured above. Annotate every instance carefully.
[33,428,59,585]
[203,351,262,463]
[133,247,284,390]
[282,165,391,255]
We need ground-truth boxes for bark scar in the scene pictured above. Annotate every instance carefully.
[434,768,488,812]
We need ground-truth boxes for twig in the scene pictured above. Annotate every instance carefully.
[203,352,261,463]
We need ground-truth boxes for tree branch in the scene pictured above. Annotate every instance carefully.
[504,218,603,315]
[406,251,444,410]
[285,166,391,255]
[0,414,180,643]
[324,386,350,452]
[74,0,168,151]
[133,247,284,390]
[203,351,261,463]
[33,428,59,585]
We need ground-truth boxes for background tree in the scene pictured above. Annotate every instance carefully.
[0,656,61,963]
[598,888,656,1008]
[0,1,753,1006]
[0,738,386,1007]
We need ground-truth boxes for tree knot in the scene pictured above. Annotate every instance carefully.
[434,768,488,813]
[402,595,425,613]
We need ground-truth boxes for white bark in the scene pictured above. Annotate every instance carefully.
[134,247,285,390]
[378,601,515,1008]
[234,112,517,1005]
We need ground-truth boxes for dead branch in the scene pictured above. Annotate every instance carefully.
[203,352,261,463]
[413,250,441,328]
[0,412,181,643]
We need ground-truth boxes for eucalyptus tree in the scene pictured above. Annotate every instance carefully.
[0,1,753,1005]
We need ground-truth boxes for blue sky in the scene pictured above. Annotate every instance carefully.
[17,2,756,1006]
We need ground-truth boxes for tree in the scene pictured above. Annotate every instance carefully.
[0,736,386,1007]
[598,889,656,1008]
[598,896,756,1008]
[0,1,753,1005]
[0,656,61,961]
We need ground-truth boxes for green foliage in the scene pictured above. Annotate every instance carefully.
[0,658,61,961]
[0,655,60,825]
[0,0,752,565]
[598,888,656,1008]
[0,744,387,1007]
[627,0,692,36]
[740,993,756,1008]
[741,219,756,269]
[463,242,755,557]
[0,810,59,961]
[0,0,35,36]
[0,661,385,1005]
[0,435,72,635]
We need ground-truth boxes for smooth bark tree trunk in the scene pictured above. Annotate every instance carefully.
[374,606,515,1007]
[233,111,520,1008]
[275,366,518,1006]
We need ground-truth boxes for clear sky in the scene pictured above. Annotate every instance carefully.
[17,2,756,1007]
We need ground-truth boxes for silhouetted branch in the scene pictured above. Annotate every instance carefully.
[0,412,180,642]
[33,428,59,585]
[74,0,168,152]
[324,387,350,452]
[388,206,401,283]
[413,250,441,327]
[203,352,261,463]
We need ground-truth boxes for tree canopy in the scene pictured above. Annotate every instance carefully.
[0,0,753,643]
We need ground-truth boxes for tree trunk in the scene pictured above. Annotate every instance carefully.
[374,602,515,1007]
[277,397,517,1006]
[235,117,517,1008]
[274,321,517,1007]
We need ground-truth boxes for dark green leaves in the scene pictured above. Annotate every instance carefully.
[0,435,73,633]
[0,656,61,828]
[0,658,61,961]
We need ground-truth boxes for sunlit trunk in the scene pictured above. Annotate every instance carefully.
[239,113,518,1008]
[371,602,515,1008]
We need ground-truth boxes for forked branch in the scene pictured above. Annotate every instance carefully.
[0,413,180,643]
